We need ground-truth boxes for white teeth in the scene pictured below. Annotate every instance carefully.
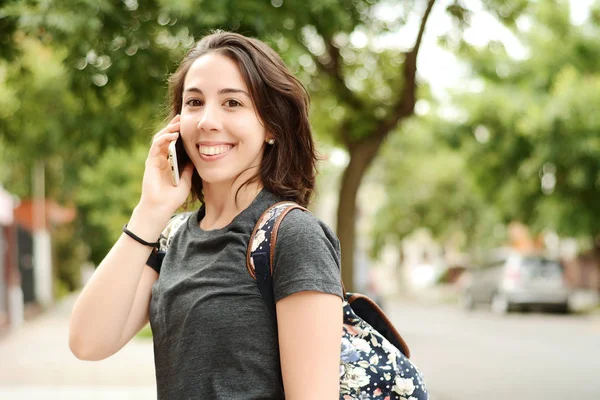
[199,145,233,155]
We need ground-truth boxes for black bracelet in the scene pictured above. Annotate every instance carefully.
[122,224,160,248]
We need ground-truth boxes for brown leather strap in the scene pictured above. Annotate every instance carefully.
[268,204,306,274]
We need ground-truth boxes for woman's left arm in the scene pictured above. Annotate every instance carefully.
[277,290,343,400]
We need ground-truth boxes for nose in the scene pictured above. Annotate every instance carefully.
[197,103,222,132]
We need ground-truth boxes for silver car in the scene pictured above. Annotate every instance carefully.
[460,253,570,313]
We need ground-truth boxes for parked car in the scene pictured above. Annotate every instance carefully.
[460,253,570,313]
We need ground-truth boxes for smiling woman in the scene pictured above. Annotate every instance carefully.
[68,31,345,400]
[178,53,269,190]
[167,32,317,208]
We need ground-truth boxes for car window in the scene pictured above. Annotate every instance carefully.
[520,257,563,278]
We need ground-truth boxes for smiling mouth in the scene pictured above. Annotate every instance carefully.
[197,144,234,156]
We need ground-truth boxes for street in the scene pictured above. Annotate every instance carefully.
[0,294,156,399]
[387,299,600,400]
[1,293,599,399]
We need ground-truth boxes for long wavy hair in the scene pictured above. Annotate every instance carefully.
[167,31,317,207]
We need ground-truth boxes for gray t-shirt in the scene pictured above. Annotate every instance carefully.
[147,189,343,399]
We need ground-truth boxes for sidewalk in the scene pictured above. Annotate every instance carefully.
[0,292,156,399]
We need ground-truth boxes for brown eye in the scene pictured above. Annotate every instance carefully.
[185,99,203,107]
[224,99,241,107]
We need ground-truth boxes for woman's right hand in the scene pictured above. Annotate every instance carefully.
[138,115,195,216]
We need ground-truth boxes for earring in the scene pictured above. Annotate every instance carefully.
[268,139,275,145]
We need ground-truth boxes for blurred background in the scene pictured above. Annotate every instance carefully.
[1,0,599,399]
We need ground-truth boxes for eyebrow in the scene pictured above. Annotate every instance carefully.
[183,87,251,97]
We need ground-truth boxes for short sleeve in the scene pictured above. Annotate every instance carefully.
[145,212,192,274]
[272,209,343,302]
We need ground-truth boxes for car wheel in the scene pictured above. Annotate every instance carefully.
[491,293,510,314]
[460,292,475,311]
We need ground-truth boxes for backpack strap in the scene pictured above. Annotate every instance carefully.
[246,202,307,318]
[246,202,412,360]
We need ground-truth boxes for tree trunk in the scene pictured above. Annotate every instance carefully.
[336,137,384,292]
[334,0,437,293]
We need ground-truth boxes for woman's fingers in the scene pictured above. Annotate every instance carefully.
[149,136,176,157]
[164,117,181,133]
[138,115,191,211]
[146,115,183,169]
[149,129,180,157]
[155,131,179,146]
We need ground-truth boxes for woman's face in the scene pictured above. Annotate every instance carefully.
[180,53,269,188]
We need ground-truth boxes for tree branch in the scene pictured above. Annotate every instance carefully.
[413,0,436,61]
[314,37,365,111]
[377,0,437,137]
[303,10,365,111]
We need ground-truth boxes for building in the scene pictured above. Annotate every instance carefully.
[0,185,20,334]
[0,187,76,335]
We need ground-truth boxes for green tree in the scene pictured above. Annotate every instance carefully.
[2,0,439,289]
[443,0,600,250]
[76,143,148,263]
[370,113,503,259]
[0,0,20,61]
[1,0,531,290]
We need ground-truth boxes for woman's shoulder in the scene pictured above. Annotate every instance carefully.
[271,206,343,295]
[276,208,340,252]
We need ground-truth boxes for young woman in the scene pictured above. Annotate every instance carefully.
[69,31,343,399]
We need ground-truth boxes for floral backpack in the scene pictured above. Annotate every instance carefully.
[247,202,429,400]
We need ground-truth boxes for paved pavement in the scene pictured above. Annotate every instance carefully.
[2,291,600,400]
[0,293,156,399]
[388,297,600,400]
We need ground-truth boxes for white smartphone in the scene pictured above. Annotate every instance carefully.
[168,139,180,186]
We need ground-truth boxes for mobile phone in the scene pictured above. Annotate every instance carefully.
[168,139,180,186]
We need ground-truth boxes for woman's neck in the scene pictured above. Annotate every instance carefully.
[200,180,263,231]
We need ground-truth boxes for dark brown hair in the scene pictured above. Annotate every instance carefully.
[167,31,317,207]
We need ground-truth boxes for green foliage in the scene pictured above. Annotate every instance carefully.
[7,0,591,291]
[448,1,600,240]
[136,323,153,339]
[76,143,147,264]
[481,0,531,27]
[0,39,77,161]
[372,1,600,258]
[1,0,408,275]
[0,0,20,61]
[370,113,503,257]
[52,221,88,295]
